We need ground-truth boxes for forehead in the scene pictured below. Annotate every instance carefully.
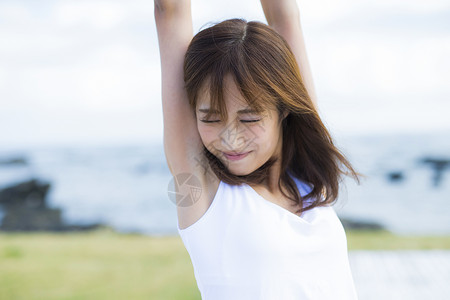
[197,73,267,110]
[197,73,244,103]
[197,106,259,114]
[195,73,276,117]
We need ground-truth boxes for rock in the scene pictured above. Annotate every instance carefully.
[0,179,49,209]
[419,157,450,187]
[0,206,103,232]
[0,178,105,232]
[387,171,404,183]
[1,207,63,231]
[421,157,450,168]
[57,223,104,232]
[339,217,385,231]
[0,157,28,166]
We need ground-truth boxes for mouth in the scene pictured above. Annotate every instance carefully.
[222,151,251,161]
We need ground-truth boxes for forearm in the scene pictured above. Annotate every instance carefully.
[154,0,192,38]
[260,0,318,108]
[154,0,190,16]
[260,0,300,26]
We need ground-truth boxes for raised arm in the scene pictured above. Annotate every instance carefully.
[154,0,197,176]
[260,0,318,108]
[154,1,221,229]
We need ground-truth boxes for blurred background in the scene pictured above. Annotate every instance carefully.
[0,0,449,299]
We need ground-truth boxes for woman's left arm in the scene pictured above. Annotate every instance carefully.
[260,0,318,108]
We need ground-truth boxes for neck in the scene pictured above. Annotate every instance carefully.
[261,130,284,193]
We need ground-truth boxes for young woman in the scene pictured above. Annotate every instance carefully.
[155,0,360,299]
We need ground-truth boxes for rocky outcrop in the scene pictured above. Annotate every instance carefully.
[0,156,28,166]
[386,171,405,183]
[339,217,386,231]
[0,179,103,232]
[419,157,450,187]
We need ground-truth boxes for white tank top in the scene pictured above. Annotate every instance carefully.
[177,174,358,300]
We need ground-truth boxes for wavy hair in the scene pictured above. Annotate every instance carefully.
[183,18,360,215]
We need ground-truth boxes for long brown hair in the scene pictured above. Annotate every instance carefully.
[183,18,360,215]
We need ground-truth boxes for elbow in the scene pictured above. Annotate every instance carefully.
[262,2,300,27]
[154,0,187,15]
[154,0,168,13]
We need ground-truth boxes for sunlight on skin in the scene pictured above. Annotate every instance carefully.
[196,74,285,189]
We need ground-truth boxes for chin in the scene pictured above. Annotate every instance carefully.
[231,170,250,176]
[226,165,254,177]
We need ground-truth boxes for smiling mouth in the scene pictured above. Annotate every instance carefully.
[222,151,251,161]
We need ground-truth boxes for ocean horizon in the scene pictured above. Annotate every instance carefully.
[0,131,449,236]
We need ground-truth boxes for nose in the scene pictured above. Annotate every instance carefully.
[220,121,249,152]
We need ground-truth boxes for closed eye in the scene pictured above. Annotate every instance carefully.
[200,119,261,123]
[200,120,219,123]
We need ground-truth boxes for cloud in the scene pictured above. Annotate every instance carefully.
[8,46,159,112]
[54,1,127,30]
[0,0,449,148]
[52,0,154,29]
[0,2,32,23]
[310,33,450,103]
[298,0,450,24]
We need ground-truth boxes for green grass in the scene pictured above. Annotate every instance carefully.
[346,229,450,250]
[1,227,449,300]
[0,227,200,300]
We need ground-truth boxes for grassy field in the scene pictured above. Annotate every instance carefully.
[1,227,449,300]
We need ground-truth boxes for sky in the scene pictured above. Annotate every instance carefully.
[0,0,449,149]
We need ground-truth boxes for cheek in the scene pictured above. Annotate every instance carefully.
[197,123,219,145]
[248,124,270,144]
[249,123,279,148]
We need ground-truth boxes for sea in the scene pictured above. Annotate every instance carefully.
[0,131,449,236]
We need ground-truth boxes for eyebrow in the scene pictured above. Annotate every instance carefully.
[198,107,259,114]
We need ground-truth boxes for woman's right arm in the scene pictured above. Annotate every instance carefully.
[154,0,201,176]
[154,1,220,229]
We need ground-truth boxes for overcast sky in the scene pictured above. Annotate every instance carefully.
[0,0,449,149]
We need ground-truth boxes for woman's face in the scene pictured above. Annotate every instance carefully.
[196,73,284,176]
